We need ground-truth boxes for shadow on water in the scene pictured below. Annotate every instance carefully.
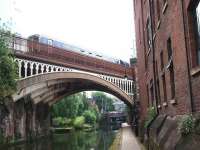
[4,129,118,150]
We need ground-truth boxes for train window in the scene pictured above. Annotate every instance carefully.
[28,35,39,41]
[33,36,39,41]
[48,39,53,46]
[96,54,102,57]
[40,37,48,44]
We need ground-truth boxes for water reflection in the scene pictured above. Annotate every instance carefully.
[5,130,117,150]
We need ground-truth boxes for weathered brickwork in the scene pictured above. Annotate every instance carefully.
[0,96,51,145]
[134,0,200,119]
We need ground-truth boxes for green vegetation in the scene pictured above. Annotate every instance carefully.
[52,117,72,127]
[178,114,195,135]
[51,91,117,130]
[73,116,85,129]
[51,92,100,130]
[144,107,157,128]
[92,92,115,112]
[52,92,88,119]
[0,27,17,101]
[83,110,96,125]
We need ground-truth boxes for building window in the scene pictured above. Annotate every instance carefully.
[166,38,175,99]
[150,79,154,106]
[139,19,141,44]
[167,38,172,60]
[188,1,200,67]
[160,51,164,70]
[156,0,160,21]
[157,79,161,105]
[147,85,150,107]
[195,2,200,65]
[146,18,152,50]
[156,61,161,105]
[162,74,167,102]
[169,63,175,99]
[151,0,156,32]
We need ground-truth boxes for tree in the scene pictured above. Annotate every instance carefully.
[83,110,96,125]
[92,92,115,112]
[0,27,17,101]
[51,92,101,126]
[73,116,85,129]
[51,93,89,119]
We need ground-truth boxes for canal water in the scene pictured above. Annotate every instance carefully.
[4,129,118,150]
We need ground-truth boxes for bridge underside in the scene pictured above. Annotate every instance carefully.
[0,72,133,144]
[13,72,133,106]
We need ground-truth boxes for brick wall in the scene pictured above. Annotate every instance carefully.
[133,0,200,119]
[184,0,200,112]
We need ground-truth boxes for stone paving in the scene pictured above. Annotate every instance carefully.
[121,123,141,150]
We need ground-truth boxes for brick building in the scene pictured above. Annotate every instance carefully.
[134,0,200,118]
[133,0,200,148]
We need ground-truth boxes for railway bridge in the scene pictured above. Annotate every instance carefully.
[1,36,136,142]
[13,36,135,106]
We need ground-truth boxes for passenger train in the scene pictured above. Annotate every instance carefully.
[28,34,129,67]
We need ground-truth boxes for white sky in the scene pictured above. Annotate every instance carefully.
[0,0,136,62]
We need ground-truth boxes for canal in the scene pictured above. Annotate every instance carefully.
[4,129,118,150]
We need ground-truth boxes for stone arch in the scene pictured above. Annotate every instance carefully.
[13,72,133,106]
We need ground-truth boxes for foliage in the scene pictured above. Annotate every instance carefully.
[51,92,101,128]
[73,116,85,129]
[90,106,101,122]
[178,114,195,135]
[92,92,115,112]
[52,117,72,127]
[0,28,18,100]
[144,107,157,128]
[83,110,96,125]
[52,93,87,119]
[83,124,92,129]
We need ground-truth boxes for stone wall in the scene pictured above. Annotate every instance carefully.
[0,96,51,145]
[145,114,200,150]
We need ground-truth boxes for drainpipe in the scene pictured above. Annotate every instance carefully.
[148,0,159,114]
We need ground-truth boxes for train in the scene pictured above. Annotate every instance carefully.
[27,34,129,67]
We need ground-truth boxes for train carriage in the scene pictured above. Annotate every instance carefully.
[25,34,131,78]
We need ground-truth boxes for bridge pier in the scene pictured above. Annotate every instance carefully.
[0,96,51,145]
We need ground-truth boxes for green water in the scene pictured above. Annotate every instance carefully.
[5,130,118,150]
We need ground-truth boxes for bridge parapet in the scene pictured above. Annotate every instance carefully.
[15,58,134,98]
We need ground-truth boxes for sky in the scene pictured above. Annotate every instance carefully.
[0,0,136,62]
